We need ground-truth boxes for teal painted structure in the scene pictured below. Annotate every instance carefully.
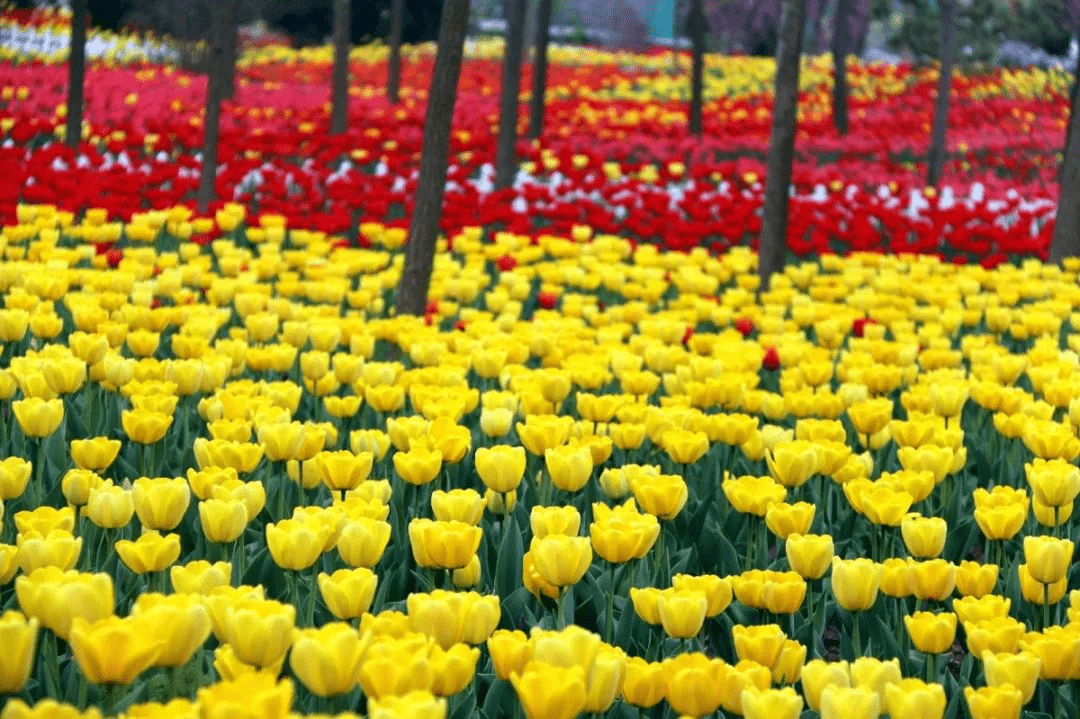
[646,0,678,41]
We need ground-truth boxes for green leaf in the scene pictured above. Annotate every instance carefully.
[871,614,903,660]
[494,515,523,599]
[481,677,514,719]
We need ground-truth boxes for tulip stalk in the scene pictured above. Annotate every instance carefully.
[605,560,616,643]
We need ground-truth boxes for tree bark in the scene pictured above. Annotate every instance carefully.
[688,0,706,136]
[331,0,351,134]
[221,0,240,100]
[528,0,554,140]
[495,0,528,189]
[394,0,472,315]
[926,0,955,188]
[1060,49,1080,186]
[757,0,805,289]
[197,1,228,214]
[65,0,87,149]
[1050,64,1080,261]
[831,0,852,135]
[388,0,406,104]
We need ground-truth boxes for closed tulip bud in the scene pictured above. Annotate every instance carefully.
[765,501,815,539]
[799,659,850,711]
[317,450,374,494]
[474,445,526,494]
[480,407,513,437]
[0,457,32,501]
[662,653,723,716]
[1033,496,1072,527]
[1024,628,1080,680]
[847,398,893,437]
[0,545,17,584]
[256,421,306,462]
[223,599,295,669]
[672,574,732,616]
[84,480,134,529]
[953,595,1012,624]
[130,593,212,668]
[196,670,294,719]
[0,611,38,694]
[544,445,593,493]
[964,618,1025,655]
[662,428,709,465]
[954,561,998,597]
[289,623,368,697]
[901,515,947,559]
[169,560,231,595]
[530,505,581,538]
[629,473,687,520]
[121,408,172,445]
[431,489,484,526]
[69,438,121,472]
[318,568,377,620]
[771,639,806,684]
[765,441,819,488]
[964,685,1023,719]
[409,517,482,571]
[115,531,181,574]
[529,534,592,588]
[860,485,913,526]
[973,494,1027,541]
[70,615,164,685]
[485,488,517,516]
[1023,535,1073,584]
[511,662,587,719]
[589,511,660,563]
[656,589,707,639]
[266,519,329,571]
[429,643,480,697]
[1018,563,1068,605]
[453,554,482,588]
[336,518,392,568]
[982,650,1041,703]
[618,656,663,708]
[785,533,834,580]
[741,687,803,719]
[61,469,102,507]
[394,447,443,486]
[909,559,957,601]
[131,477,190,531]
[763,574,807,614]
[717,660,772,715]
[850,656,902,695]
[733,623,787,669]
[820,685,880,719]
[487,630,532,681]
[12,398,64,438]
[348,429,391,460]
[831,558,882,611]
[630,587,663,625]
[904,611,957,654]
[198,498,248,544]
[13,506,74,535]
[883,678,946,719]
[16,530,82,574]
[1025,458,1080,508]
[723,475,787,516]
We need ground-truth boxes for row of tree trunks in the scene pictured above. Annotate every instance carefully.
[65,0,88,149]
[196,0,236,213]
[528,0,554,139]
[388,0,406,104]
[688,0,706,136]
[926,0,956,189]
[331,0,351,134]
[495,0,528,189]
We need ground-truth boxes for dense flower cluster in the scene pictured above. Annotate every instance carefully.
[1,202,1080,718]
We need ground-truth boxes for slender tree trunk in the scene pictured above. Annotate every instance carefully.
[831,0,852,135]
[388,0,406,104]
[395,0,472,315]
[1050,69,1080,261]
[1060,49,1080,186]
[528,0,554,140]
[220,0,240,100]
[65,0,87,149]
[332,0,351,134]
[688,0,706,136]
[757,0,806,289]
[197,2,228,214]
[926,0,955,188]
[495,0,528,189]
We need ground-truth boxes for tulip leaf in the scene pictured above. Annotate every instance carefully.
[494,515,522,598]
[450,686,477,719]
[480,675,514,719]
[870,614,902,661]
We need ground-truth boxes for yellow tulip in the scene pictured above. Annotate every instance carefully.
[70,616,163,685]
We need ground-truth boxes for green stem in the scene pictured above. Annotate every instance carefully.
[1044,583,1051,630]
[103,683,123,717]
[556,588,567,629]
[852,612,862,661]
[925,652,936,683]
[605,562,616,644]
[289,571,299,612]
[306,569,317,626]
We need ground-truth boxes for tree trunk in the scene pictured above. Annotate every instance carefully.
[388,0,406,104]
[528,0,554,140]
[197,2,229,214]
[1050,69,1080,261]
[394,0,472,315]
[688,0,706,137]
[926,0,955,188]
[331,0,351,134]
[221,0,240,100]
[831,0,852,135]
[65,0,87,149]
[757,0,806,289]
[1060,49,1080,186]
[495,0,528,189]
